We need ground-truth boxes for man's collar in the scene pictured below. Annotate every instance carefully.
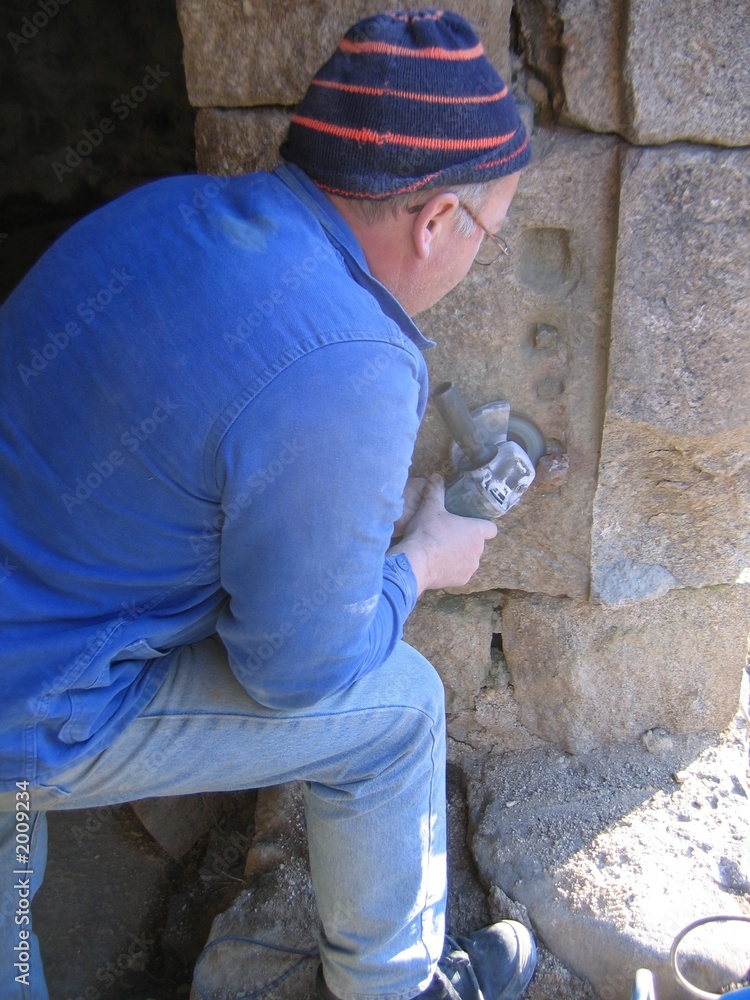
[273,164,435,352]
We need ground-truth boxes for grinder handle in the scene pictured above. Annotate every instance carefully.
[432,381,496,469]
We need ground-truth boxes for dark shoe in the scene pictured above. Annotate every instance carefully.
[315,920,537,1000]
[419,921,537,1000]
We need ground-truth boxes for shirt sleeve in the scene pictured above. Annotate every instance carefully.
[214,338,424,709]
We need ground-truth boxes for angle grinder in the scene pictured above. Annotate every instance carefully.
[432,381,546,521]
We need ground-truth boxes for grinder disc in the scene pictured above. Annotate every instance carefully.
[507,412,547,465]
[450,403,546,469]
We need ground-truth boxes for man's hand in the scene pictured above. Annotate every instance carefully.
[392,476,428,539]
[388,474,497,594]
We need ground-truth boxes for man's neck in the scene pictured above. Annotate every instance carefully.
[326,193,423,314]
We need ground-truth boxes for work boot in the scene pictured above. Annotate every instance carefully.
[316,920,537,1000]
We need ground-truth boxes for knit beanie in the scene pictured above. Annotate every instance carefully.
[280,8,530,200]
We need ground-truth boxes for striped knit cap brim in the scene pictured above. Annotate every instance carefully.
[280,8,530,200]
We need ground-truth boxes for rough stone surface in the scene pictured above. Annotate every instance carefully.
[606,146,750,438]
[404,591,495,715]
[623,0,750,146]
[500,586,750,753]
[591,144,750,605]
[557,0,750,146]
[191,782,317,1000]
[514,0,566,120]
[244,782,308,878]
[466,715,750,1000]
[131,791,234,859]
[411,128,619,600]
[195,107,291,175]
[559,0,626,135]
[36,805,169,998]
[403,591,545,752]
[177,0,513,108]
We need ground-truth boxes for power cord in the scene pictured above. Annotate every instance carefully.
[670,915,750,999]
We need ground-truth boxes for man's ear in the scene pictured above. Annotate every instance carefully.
[411,193,460,261]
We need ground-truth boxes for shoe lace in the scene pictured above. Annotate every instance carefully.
[439,935,485,1000]
[192,933,320,999]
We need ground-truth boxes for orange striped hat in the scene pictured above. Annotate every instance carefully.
[280,8,530,200]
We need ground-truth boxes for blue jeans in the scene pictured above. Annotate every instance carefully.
[0,637,447,1000]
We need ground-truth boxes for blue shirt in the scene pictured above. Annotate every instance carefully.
[0,164,432,790]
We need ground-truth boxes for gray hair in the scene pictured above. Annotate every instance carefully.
[353,181,492,237]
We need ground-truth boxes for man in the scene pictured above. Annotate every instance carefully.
[0,8,535,999]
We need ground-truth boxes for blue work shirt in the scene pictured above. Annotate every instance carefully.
[0,164,433,790]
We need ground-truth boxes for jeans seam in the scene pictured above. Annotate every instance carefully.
[419,712,443,987]
[138,703,440,722]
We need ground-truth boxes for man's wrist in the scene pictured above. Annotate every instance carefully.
[387,539,429,596]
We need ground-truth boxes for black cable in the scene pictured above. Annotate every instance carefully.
[670,915,750,1000]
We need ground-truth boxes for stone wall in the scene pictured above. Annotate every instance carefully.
[176,0,750,753]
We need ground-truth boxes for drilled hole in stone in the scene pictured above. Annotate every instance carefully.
[516,227,573,292]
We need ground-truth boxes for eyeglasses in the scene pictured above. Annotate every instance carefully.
[407,200,510,266]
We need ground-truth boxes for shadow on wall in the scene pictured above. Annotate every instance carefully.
[0,0,196,303]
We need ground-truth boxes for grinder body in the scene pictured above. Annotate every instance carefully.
[444,440,536,519]
[433,382,544,521]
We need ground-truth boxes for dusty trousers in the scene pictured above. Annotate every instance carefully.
[0,636,447,1000]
